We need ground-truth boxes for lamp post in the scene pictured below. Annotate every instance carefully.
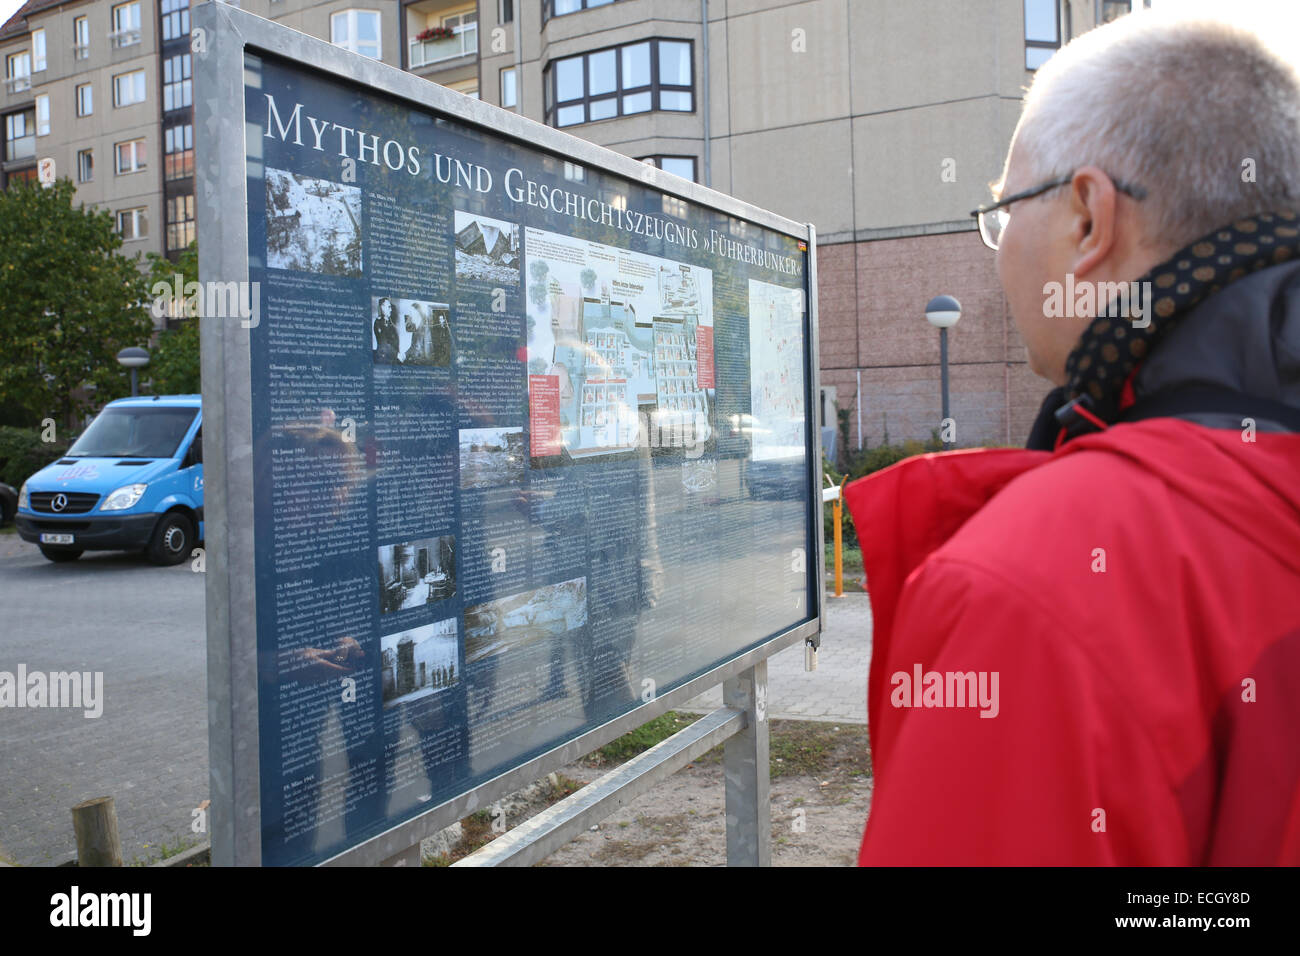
[924,295,961,450]
[116,347,150,397]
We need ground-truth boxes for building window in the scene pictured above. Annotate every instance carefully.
[167,193,196,252]
[74,15,90,59]
[111,1,142,48]
[640,155,696,182]
[444,77,478,99]
[5,51,31,95]
[116,138,147,174]
[1101,0,1134,22]
[164,122,193,180]
[4,110,35,161]
[545,39,693,127]
[113,69,146,107]
[31,29,46,72]
[499,0,514,24]
[1024,0,1060,69]
[76,83,93,116]
[117,207,148,241]
[409,9,476,68]
[78,148,93,183]
[331,10,381,60]
[161,0,190,42]
[545,0,619,20]
[34,94,49,136]
[500,66,517,108]
[163,53,192,112]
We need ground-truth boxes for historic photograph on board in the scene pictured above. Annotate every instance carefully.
[371,296,452,366]
[264,168,362,277]
[464,577,587,665]
[378,535,456,614]
[380,618,459,708]
[453,210,521,285]
[458,426,526,489]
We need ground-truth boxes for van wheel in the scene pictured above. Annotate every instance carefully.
[146,513,193,566]
[39,546,83,563]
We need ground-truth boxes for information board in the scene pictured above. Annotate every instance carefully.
[200,6,820,867]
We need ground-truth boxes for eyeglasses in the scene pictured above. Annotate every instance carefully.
[970,171,1148,251]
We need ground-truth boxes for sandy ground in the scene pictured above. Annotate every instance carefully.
[425,718,872,867]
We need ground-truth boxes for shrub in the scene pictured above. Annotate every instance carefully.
[0,426,70,488]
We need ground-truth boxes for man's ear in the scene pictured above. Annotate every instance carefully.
[1068,165,1118,277]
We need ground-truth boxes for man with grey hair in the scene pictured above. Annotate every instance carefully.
[846,12,1300,865]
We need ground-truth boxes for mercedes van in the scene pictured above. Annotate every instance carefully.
[14,395,203,565]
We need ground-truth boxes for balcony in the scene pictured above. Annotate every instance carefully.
[73,43,90,61]
[4,75,31,95]
[409,23,476,69]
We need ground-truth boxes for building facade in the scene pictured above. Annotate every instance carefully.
[0,0,1145,444]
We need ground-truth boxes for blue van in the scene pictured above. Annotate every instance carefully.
[14,395,203,565]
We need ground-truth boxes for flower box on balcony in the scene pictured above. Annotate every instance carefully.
[415,26,454,42]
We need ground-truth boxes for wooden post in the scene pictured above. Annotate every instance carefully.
[72,796,123,867]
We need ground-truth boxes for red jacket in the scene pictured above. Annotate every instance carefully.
[846,419,1300,864]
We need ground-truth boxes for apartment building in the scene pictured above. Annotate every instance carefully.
[0,0,1146,443]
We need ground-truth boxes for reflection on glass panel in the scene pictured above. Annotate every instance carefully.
[588,97,617,121]
[658,41,691,87]
[557,104,585,126]
[621,42,650,88]
[359,13,378,41]
[659,90,692,112]
[622,91,651,114]
[588,49,616,96]
[1024,0,1057,42]
[555,0,581,13]
[1025,45,1053,69]
[556,57,583,102]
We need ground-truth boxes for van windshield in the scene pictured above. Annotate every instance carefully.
[66,406,198,459]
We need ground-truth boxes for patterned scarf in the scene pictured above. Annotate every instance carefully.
[1055,210,1300,436]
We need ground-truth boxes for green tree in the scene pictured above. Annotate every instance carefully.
[144,242,201,395]
[0,179,152,425]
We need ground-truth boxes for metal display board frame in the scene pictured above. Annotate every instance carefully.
[195,1,825,867]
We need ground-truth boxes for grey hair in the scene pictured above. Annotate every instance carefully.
[1008,12,1300,250]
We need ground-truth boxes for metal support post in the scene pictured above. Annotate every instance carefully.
[723,660,770,866]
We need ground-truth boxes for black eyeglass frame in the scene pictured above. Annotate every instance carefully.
[970,170,1148,249]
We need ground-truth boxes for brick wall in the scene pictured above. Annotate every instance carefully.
[816,230,1051,451]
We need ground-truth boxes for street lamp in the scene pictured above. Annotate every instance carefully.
[116,346,150,397]
[924,295,961,450]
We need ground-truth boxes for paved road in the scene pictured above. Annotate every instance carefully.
[0,532,207,866]
[680,592,872,723]
[0,527,872,865]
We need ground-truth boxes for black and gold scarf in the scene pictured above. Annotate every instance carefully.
[1043,210,1300,444]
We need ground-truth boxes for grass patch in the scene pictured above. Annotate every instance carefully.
[583,711,701,767]
[422,772,585,866]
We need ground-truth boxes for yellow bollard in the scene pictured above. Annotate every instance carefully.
[833,494,844,598]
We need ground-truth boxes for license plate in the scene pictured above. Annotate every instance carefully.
[40,533,74,545]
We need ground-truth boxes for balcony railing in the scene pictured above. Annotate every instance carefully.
[409,24,476,69]
[4,74,31,94]
[73,43,90,60]
[109,28,141,49]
